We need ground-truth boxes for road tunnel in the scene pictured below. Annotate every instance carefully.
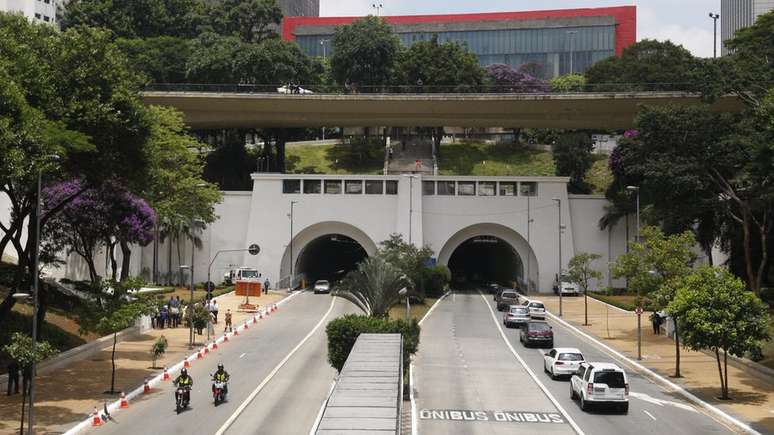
[295,234,368,284]
[447,235,523,288]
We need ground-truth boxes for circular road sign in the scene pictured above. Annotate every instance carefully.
[635,307,643,315]
[248,244,261,256]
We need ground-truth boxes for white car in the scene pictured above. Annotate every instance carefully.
[313,280,331,294]
[524,300,546,319]
[543,347,585,379]
[570,362,629,413]
[554,274,580,296]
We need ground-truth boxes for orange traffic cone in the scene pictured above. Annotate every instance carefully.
[119,392,129,409]
[184,359,191,368]
[244,323,249,329]
[197,350,203,360]
[92,407,103,426]
[233,328,239,336]
[143,379,151,394]
[204,345,210,355]
[253,316,257,324]
[212,341,219,350]
[163,368,170,381]
[223,334,229,342]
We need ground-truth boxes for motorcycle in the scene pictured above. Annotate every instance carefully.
[174,384,191,414]
[211,374,229,405]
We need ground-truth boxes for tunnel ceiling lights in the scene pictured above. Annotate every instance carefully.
[471,236,500,244]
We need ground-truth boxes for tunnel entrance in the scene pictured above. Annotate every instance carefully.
[447,235,523,288]
[296,234,368,284]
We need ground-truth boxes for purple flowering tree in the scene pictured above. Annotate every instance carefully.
[44,181,156,283]
[486,64,549,94]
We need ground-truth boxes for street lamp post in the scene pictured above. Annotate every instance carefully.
[709,13,720,58]
[320,39,330,59]
[552,198,563,317]
[402,175,418,244]
[188,183,207,349]
[526,196,533,292]
[398,288,409,321]
[627,185,642,360]
[288,201,298,289]
[567,31,578,75]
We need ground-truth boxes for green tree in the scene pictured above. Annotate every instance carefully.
[3,332,58,435]
[550,74,587,92]
[207,0,283,44]
[585,39,697,91]
[150,335,168,368]
[78,278,154,394]
[668,266,769,399]
[612,226,697,377]
[330,16,402,91]
[335,256,411,317]
[568,252,602,326]
[117,36,192,84]
[394,35,484,92]
[553,131,594,194]
[377,234,435,299]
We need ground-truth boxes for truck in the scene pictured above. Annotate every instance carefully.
[553,273,580,296]
[223,267,261,285]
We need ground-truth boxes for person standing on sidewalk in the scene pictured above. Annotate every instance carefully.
[651,312,662,335]
[263,279,269,295]
[224,309,232,332]
[6,360,19,395]
[211,299,219,324]
[169,297,180,328]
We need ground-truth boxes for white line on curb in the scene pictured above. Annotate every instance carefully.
[480,292,586,435]
[62,290,303,435]
[309,380,337,435]
[544,310,761,435]
[643,410,657,421]
[419,291,450,326]
[214,296,337,435]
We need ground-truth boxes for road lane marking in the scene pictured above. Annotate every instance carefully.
[480,293,586,435]
[214,296,337,435]
[309,380,337,435]
[629,392,696,412]
[419,291,451,326]
[643,410,657,421]
[239,353,246,359]
[541,307,759,435]
[419,409,565,424]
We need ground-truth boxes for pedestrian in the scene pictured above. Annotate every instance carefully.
[211,299,219,324]
[207,311,215,337]
[224,309,232,333]
[169,299,180,328]
[651,312,661,335]
[160,305,169,329]
[7,360,19,395]
[21,364,31,395]
[175,296,182,327]
[263,279,269,295]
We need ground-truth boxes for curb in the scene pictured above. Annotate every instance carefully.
[702,349,774,381]
[62,291,301,435]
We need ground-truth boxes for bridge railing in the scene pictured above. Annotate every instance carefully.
[144,82,711,95]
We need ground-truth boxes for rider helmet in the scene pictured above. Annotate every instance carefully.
[218,363,224,370]
[181,368,188,376]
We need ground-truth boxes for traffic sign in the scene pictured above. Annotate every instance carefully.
[204,281,216,292]
[635,307,643,315]
[248,244,260,255]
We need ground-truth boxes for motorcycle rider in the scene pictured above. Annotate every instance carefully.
[212,363,230,397]
[173,368,194,405]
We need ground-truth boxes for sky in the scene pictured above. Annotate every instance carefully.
[320,0,722,58]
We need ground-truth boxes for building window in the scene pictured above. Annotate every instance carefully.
[520,182,538,197]
[303,179,321,194]
[34,13,41,19]
[324,180,341,194]
[43,15,50,21]
[479,182,496,196]
[457,181,476,196]
[385,180,398,195]
[422,181,435,195]
[345,180,363,194]
[437,181,455,195]
[283,179,301,194]
[499,182,517,196]
[365,180,383,194]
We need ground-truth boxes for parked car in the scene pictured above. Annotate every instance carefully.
[489,283,501,294]
[503,306,530,328]
[497,290,520,311]
[570,362,629,413]
[313,280,331,294]
[543,347,585,379]
[524,300,546,319]
[553,274,580,296]
[519,321,554,348]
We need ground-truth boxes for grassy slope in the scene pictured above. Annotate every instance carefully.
[286,144,384,175]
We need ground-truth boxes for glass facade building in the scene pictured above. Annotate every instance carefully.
[721,0,774,55]
[283,7,636,79]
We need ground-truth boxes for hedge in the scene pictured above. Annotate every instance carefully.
[326,314,420,373]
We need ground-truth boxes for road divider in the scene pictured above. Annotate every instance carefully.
[63,290,303,435]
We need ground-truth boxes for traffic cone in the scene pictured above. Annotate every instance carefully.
[204,345,210,355]
[233,328,239,336]
[253,316,257,324]
[184,359,191,368]
[143,379,151,394]
[274,304,278,312]
[163,368,170,381]
[244,322,249,329]
[91,407,103,426]
[223,334,229,342]
[197,350,203,360]
[212,341,219,350]
[119,392,129,409]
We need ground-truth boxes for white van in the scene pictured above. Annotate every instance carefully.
[553,274,580,296]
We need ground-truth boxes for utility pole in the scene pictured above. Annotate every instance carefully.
[402,175,418,244]
[709,13,720,58]
[288,201,298,289]
[627,185,642,360]
[526,196,532,292]
[553,198,563,316]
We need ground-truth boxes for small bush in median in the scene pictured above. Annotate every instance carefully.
[326,314,420,373]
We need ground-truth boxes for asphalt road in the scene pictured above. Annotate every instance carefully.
[85,291,356,435]
[414,291,738,435]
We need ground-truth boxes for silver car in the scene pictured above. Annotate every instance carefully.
[503,306,530,328]
[313,280,331,294]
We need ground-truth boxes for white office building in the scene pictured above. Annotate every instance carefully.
[0,0,63,25]
[721,0,774,54]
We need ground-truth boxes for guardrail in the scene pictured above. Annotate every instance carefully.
[315,333,403,435]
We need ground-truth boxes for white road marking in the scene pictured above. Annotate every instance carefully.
[309,380,337,435]
[214,296,337,435]
[629,392,697,412]
[239,353,246,359]
[643,410,657,421]
[480,293,586,435]
[412,291,450,435]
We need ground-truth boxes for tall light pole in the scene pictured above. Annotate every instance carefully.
[567,31,578,74]
[552,197,563,317]
[709,13,720,58]
[188,183,207,349]
[526,196,533,292]
[320,39,330,59]
[402,175,418,244]
[288,201,298,289]
[372,3,383,16]
[627,185,642,360]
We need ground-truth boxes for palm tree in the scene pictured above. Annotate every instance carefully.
[158,214,203,286]
[335,256,411,317]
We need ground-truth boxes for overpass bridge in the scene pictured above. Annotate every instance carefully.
[141,90,743,129]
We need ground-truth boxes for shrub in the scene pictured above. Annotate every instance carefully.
[150,335,168,368]
[760,287,774,305]
[423,265,451,298]
[326,314,420,373]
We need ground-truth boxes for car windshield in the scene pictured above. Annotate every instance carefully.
[530,303,545,309]
[594,371,626,388]
[316,281,329,285]
[529,323,551,331]
[510,307,528,314]
[502,292,517,299]
[560,274,572,282]
[240,270,259,278]
[558,353,584,361]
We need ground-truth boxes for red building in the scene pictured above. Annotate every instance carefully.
[282,6,636,78]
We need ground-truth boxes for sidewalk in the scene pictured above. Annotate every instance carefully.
[537,294,774,433]
[0,290,285,435]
